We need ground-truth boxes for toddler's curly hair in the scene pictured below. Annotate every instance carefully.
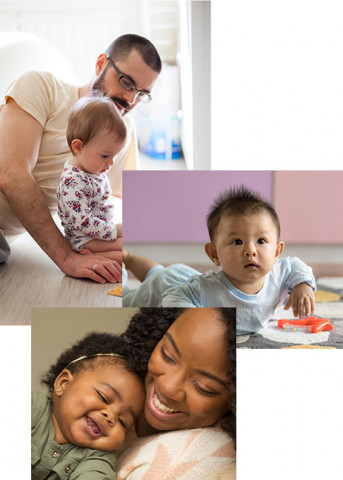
[41,332,137,393]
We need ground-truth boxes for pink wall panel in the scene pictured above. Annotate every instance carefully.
[274,171,343,243]
[123,171,273,242]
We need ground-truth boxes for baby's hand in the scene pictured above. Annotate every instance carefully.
[79,248,93,255]
[284,282,315,318]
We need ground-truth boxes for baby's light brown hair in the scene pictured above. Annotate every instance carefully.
[67,95,127,154]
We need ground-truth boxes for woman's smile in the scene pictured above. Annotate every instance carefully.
[153,394,179,413]
[146,384,185,422]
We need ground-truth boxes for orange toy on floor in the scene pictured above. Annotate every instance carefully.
[278,316,334,333]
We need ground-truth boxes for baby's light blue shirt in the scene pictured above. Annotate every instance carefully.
[123,257,316,334]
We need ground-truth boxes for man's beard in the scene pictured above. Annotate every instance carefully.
[92,69,131,115]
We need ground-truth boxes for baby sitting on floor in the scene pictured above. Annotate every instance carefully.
[57,96,126,264]
[123,186,316,334]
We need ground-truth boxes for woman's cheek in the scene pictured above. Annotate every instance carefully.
[186,391,216,417]
[190,394,230,420]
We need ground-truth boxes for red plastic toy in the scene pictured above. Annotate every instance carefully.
[278,316,334,333]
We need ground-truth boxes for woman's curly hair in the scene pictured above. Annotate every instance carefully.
[120,308,236,441]
[41,332,137,393]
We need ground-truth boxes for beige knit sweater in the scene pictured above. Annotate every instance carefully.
[117,425,235,480]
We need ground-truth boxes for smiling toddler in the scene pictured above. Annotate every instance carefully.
[57,96,126,261]
[123,186,316,334]
[32,332,145,479]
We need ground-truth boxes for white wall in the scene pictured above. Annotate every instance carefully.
[178,0,211,169]
[0,0,179,83]
[0,0,186,166]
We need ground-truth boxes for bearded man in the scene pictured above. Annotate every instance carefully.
[0,34,161,282]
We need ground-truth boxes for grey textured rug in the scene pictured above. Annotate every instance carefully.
[237,277,343,349]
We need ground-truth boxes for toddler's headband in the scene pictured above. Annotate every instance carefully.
[66,353,123,369]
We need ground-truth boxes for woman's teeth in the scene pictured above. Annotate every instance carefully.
[153,394,179,413]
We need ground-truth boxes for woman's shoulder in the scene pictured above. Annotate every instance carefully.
[117,425,235,480]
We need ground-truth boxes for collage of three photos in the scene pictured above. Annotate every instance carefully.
[1,2,343,479]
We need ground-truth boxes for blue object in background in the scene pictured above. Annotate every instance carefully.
[140,115,182,160]
[132,63,183,161]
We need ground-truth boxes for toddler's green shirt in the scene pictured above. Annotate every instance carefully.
[31,391,116,480]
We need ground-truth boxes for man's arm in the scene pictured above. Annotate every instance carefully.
[0,99,121,283]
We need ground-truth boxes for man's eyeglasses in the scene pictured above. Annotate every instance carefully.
[106,55,152,104]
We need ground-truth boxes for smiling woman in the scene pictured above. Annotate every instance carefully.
[144,309,233,431]
[117,308,236,479]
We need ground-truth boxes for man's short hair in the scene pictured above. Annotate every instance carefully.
[66,95,127,153]
[106,34,162,73]
[206,185,281,241]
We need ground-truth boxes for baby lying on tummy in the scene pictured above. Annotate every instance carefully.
[123,186,316,334]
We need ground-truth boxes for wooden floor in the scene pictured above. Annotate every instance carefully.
[0,232,121,325]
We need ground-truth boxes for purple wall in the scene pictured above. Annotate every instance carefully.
[123,171,273,242]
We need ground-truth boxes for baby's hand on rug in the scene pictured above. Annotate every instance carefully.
[284,282,315,318]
